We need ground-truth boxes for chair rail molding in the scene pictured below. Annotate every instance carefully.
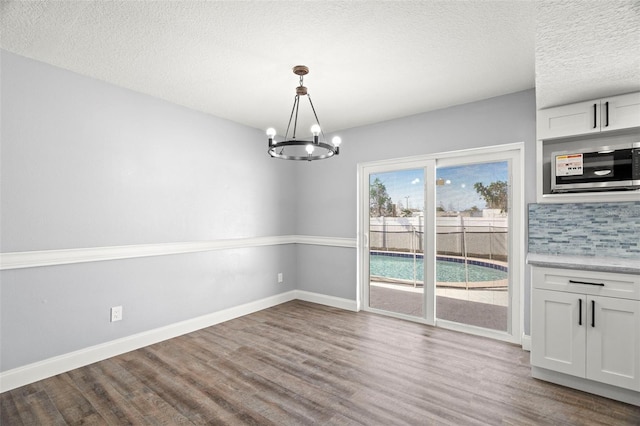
[0,235,357,270]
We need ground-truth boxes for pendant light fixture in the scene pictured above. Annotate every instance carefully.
[266,65,342,161]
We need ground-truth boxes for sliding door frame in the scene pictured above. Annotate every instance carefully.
[357,157,436,325]
[357,143,525,344]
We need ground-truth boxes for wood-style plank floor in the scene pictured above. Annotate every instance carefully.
[2,300,639,425]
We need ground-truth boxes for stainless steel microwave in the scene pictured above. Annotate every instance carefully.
[551,142,640,193]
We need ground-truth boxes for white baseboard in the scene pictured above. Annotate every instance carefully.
[0,291,297,392]
[532,366,640,406]
[294,290,358,312]
[521,334,531,351]
[0,289,357,393]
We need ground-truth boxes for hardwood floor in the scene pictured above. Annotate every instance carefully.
[2,300,639,425]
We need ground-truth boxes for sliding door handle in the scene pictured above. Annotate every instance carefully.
[591,300,596,328]
[578,298,582,326]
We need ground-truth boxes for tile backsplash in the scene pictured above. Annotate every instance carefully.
[528,201,640,259]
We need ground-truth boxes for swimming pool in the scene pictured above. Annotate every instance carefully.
[370,252,507,282]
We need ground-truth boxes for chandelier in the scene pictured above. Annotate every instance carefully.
[266,65,342,161]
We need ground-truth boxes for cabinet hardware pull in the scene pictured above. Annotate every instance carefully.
[591,300,595,327]
[578,298,582,325]
[569,279,605,286]
[593,103,597,128]
[605,101,609,127]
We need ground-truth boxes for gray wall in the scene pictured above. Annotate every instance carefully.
[1,50,537,372]
[0,51,298,370]
[294,89,538,332]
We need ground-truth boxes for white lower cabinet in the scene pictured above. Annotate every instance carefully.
[531,267,640,394]
[587,295,640,390]
[532,289,586,377]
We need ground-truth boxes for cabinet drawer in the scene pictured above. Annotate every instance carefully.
[533,267,640,300]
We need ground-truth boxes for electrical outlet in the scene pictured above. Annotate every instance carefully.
[110,306,123,322]
[277,272,284,283]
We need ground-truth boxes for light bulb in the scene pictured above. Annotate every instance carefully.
[305,144,315,155]
[310,124,321,136]
[266,128,276,138]
[332,136,342,147]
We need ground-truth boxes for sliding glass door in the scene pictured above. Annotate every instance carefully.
[368,168,426,318]
[435,160,510,332]
[358,145,523,343]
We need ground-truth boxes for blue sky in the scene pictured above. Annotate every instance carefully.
[371,161,508,212]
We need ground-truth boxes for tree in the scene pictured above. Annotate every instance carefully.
[473,181,508,212]
[370,178,394,217]
[401,208,413,217]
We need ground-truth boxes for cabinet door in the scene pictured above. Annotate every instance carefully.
[586,296,640,391]
[531,289,586,377]
[537,101,601,140]
[601,92,640,132]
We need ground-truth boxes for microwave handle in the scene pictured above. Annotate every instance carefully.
[594,170,612,176]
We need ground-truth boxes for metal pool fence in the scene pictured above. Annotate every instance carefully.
[370,215,508,262]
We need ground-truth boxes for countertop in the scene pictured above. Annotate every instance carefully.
[526,253,640,275]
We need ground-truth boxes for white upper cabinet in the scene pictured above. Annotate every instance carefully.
[602,93,640,132]
[537,92,640,140]
[537,100,601,140]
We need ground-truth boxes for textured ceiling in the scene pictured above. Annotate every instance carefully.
[535,1,640,109]
[1,1,638,134]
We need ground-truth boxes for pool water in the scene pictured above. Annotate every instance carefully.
[370,254,507,282]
